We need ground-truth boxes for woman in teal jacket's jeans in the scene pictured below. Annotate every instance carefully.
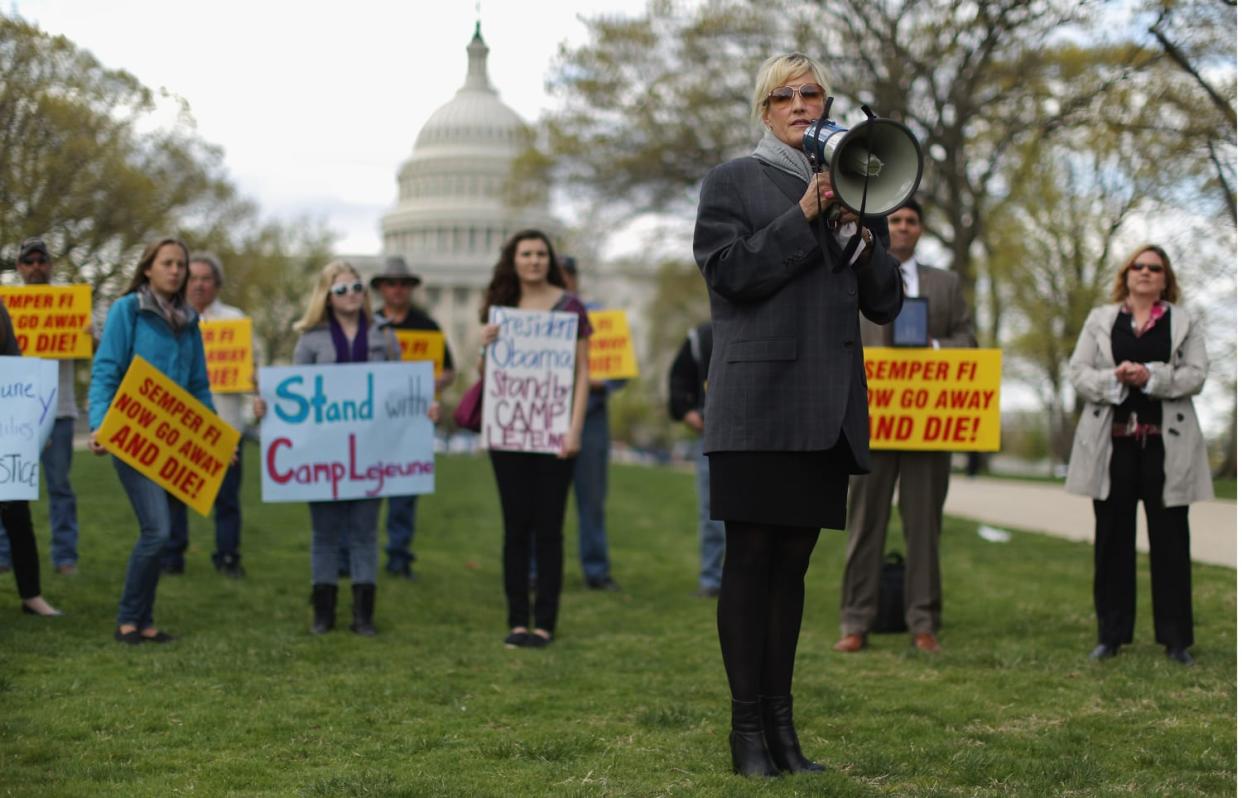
[88,237,214,645]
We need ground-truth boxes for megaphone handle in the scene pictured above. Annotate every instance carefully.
[811,173,845,271]
[839,121,875,262]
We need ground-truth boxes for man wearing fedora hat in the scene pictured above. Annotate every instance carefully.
[370,255,455,580]
[0,237,84,577]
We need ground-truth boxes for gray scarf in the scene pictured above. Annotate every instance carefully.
[751,129,868,265]
[752,129,813,183]
[138,283,193,333]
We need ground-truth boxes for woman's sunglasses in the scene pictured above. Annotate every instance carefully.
[1129,262,1165,274]
[767,83,825,105]
[330,281,366,296]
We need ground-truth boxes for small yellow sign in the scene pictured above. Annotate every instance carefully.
[586,310,639,380]
[863,347,1002,452]
[200,318,255,393]
[0,284,93,359]
[96,355,241,516]
[395,330,445,379]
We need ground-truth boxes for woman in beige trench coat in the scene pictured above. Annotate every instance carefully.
[1066,244,1212,666]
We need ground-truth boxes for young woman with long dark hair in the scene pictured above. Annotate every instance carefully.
[477,230,591,649]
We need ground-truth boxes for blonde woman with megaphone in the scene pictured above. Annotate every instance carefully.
[692,52,905,778]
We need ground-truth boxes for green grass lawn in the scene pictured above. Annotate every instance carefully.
[0,450,1235,797]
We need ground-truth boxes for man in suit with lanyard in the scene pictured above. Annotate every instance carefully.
[834,198,976,654]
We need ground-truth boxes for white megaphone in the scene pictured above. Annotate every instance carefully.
[802,100,923,217]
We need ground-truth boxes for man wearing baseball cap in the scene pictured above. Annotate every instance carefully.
[0,237,83,576]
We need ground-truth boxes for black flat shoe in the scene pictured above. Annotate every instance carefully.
[1089,643,1119,660]
[1166,647,1195,666]
[503,630,529,648]
[140,630,177,644]
[527,630,553,648]
[114,628,142,645]
[386,563,418,582]
[21,604,64,617]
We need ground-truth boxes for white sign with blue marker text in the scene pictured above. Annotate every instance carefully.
[482,306,579,455]
[0,356,58,500]
[258,361,436,502]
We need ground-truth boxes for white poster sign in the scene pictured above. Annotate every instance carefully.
[259,361,436,502]
[0,356,58,500]
[482,307,579,454]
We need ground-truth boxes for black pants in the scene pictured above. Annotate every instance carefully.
[489,451,575,633]
[1092,437,1194,648]
[717,522,820,700]
[0,501,41,600]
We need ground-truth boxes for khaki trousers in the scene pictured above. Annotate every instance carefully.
[840,450,950,635]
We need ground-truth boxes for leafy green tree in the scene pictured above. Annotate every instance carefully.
[1141,0,1237,476]
[0,14,242,293]
[533,0,1236,461]
[0,14,340,367]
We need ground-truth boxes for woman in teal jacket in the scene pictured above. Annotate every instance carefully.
[88,237,214,645]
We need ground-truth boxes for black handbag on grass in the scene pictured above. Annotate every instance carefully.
[871,552,908,633]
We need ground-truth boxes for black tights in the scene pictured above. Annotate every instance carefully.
[717,521,820,700]
[489,450,575,633]
[0,501,41,600]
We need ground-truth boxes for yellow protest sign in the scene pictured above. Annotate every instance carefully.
[0,284,93,359]
[96,355,241,516]
[864,347,1002,452]
[586,309,639,380]
[200,318,255,393]
[394,330,445,379]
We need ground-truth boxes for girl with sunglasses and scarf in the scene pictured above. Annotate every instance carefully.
[258,261,429,636]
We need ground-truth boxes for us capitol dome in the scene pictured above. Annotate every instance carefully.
[376,24,559,366]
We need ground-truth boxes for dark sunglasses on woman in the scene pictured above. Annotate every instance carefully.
[1129,262,1164,273]
[330,281,366,296]
[767,83,825,105]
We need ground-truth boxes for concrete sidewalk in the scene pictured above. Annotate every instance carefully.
[942,476,1237,568]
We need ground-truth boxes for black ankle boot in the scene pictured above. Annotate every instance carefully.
[350,583,376,636]
[729,699,779,777]
[760,695,825,773]
[310,584,337,634]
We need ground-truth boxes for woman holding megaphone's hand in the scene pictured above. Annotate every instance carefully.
[693,53,903,778]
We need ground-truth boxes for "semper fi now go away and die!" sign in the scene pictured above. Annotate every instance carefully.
[95,355,241,515]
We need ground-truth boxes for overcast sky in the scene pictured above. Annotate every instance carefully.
[14,0,651,254]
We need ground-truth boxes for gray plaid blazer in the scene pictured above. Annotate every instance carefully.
[693,156,903,470]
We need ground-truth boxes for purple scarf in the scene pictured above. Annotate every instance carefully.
[328,313,369,363]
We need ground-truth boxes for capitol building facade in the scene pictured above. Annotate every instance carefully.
[365,25,560,371]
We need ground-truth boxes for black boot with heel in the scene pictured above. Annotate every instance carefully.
[310,584,337,634]
[760,694,825,773]
[729,699,779,777]
[350,583,377,636]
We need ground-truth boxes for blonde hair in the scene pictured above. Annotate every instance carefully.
[1110,244,1180,304]
[294,260,372,332]
[752,52,833,122]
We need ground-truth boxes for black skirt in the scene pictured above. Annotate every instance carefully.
[708,444,852,531]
